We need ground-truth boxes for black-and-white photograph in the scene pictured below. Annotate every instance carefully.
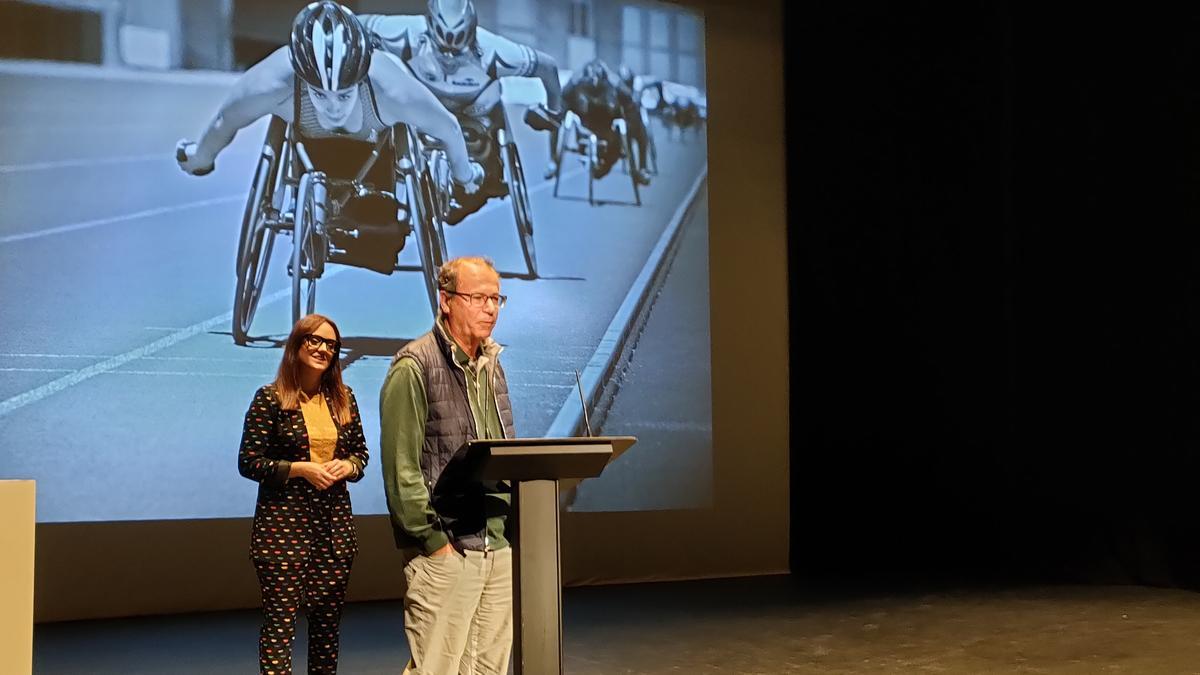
[0,0,711,521]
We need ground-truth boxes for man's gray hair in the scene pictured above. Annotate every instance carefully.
[437,256,497,292]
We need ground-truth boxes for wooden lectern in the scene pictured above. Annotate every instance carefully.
[448,436,636,675]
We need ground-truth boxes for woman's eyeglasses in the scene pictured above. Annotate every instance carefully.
[303,334,341,353]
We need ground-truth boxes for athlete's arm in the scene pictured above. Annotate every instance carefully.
[531,49,563,112]
[617,84,642,123]
[370,52,480,188]
[358,14,424,60]
[478,28,563,112]
[563,81,590,117]
[178,47,292,174]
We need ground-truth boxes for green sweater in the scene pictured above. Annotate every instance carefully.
[379,330,510,554]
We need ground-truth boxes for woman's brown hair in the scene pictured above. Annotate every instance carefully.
[273,314,351,425]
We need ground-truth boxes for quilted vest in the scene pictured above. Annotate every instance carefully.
[391,324,515,549]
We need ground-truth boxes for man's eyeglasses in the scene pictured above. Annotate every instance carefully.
[303,334,341,353]
[446,291,508,309]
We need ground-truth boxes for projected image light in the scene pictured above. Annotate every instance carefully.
[0,0,711,522]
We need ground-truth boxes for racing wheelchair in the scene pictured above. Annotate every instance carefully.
[423,97,540,279]
[639,79,705,144]
[227,116,451,345]
[550,110,642,207]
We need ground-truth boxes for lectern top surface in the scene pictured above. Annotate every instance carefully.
[450,436,637,482]
[467,436,636,454]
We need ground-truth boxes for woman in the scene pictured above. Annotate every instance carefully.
[238,314,369,674]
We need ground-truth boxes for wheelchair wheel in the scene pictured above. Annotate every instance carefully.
[407,169,446,317]
[502,141,538,279]
[647,128,659,175]
[232,117,286,345]
[643,110,659,175]
[291,171,326,326]
[624,127,642,207]
[586,133,597,206]
[552,116,571,199]
[426,150,451,262]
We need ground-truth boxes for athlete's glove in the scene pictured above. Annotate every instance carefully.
[175,140,215,176]
[455,161,485,195]
[524,104,562,132]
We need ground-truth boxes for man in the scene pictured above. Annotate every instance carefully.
[380,256,516,674]
[550,58,652,184]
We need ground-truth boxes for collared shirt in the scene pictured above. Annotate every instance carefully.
[449,334,505,442]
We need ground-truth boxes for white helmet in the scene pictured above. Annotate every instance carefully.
[426,0,478,54]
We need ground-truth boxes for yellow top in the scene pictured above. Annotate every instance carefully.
[299,391,338,464]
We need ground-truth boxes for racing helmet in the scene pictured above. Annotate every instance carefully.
[581,59,608,87]
[427,0,478,54]
[290,2,372,91]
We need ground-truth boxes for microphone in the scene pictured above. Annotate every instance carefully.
[574,369,594,437]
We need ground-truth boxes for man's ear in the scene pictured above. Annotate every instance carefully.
[438,291,450,318]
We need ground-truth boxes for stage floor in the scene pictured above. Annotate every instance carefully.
[35,575,1200,673]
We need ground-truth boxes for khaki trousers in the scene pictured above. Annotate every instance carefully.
[402,547,513,675]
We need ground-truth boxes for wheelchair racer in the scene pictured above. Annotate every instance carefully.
[552,59,652,185]
[359,0,564,223]
[176,1,485,266]
[675,95,704,138]
[617,63,656,172]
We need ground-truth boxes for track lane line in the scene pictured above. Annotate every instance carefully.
[0,195,242,245]
[0,268,347,417]
[0,153,163,174]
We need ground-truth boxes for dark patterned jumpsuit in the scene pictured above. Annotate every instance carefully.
[238,384,370,674]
